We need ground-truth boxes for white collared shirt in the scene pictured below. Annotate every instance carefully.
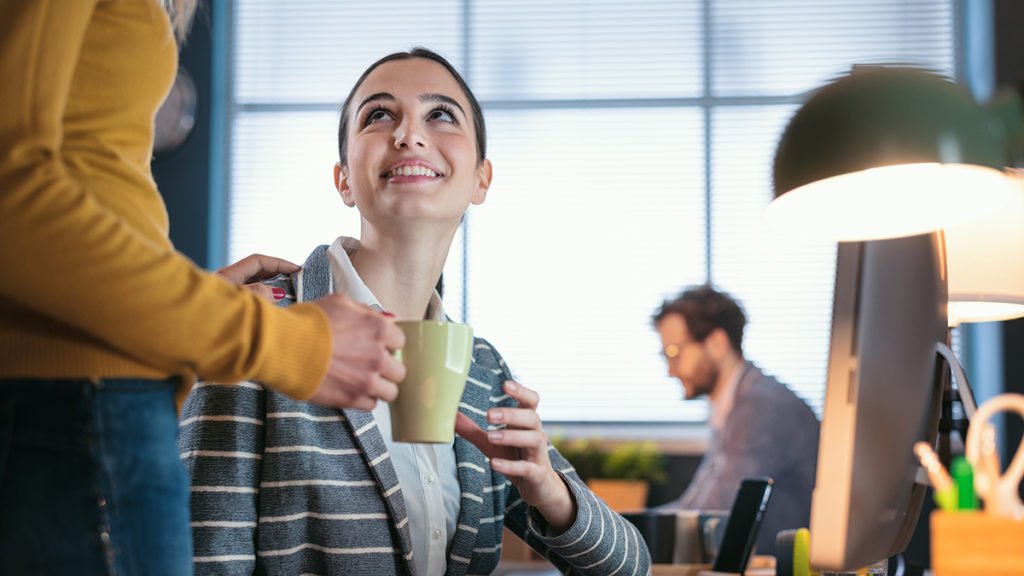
[325,236,460,576]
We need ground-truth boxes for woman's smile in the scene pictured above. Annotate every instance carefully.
[381,159,445,181]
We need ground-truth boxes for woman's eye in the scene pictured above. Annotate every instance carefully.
[428,107,456,124]
[364,108,391,126]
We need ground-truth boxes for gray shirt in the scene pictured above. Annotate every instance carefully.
[668,362,819,555]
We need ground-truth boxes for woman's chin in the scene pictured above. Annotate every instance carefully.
[371,199,471,225]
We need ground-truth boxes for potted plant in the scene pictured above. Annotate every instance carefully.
[552,436,666,511]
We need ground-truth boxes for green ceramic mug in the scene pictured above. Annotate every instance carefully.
[390,320,474,443]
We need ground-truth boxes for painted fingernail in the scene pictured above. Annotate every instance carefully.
[381,311,395,318]
[272,288,286,300]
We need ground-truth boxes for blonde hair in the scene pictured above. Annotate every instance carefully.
[162,0,198,42]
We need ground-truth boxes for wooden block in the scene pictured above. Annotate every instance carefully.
[930,510,1024,576]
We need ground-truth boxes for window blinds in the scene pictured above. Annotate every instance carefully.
[228,0,958,422]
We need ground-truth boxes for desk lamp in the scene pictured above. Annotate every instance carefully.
[767,67,1024,572]
[946,177,1024,325]
[768,67,1024,242]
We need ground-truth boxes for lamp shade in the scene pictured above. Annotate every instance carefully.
[768,68,1024,241]
[945,176,1024,325]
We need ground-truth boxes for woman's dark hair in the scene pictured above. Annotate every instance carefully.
[337,47,486,167]
[651,284,747,353]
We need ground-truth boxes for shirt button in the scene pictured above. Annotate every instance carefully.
[424,474,436,485]
[432,528,442,541]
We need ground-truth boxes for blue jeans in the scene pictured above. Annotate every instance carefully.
[0,378,193,575]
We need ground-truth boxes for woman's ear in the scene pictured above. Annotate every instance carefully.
[471,159,493,205]
[334,162,356,207]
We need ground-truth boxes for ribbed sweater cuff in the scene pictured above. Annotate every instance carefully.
[256,301,330,401]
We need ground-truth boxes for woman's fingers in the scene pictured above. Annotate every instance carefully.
[489,455,548,480]
[502,380,539,411]
[487,405,541,431]
[304,294,405,410]
[455,412,492,454]
[242,282,286,302]
[459,379,554,488]
[484,428,546,449]
[216,253,300,285]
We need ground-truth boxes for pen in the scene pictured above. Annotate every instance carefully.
[914,441,956,512]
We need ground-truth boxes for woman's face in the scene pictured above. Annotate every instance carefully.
[335,58,491,228]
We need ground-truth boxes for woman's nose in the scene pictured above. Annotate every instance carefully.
[394,119,427,149]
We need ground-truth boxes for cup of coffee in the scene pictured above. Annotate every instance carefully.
[389,320,474,443]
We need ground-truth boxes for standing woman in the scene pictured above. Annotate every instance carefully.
[179,48,651,576]
[0,1,405,574]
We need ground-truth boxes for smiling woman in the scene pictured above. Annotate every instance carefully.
[179,48,652,576]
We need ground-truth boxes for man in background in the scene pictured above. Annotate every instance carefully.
[652,285,819,554]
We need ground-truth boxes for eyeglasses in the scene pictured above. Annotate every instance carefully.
[662,343,682,360]
[660,339,701,361]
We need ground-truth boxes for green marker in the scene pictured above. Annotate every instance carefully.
[951,456,977,511]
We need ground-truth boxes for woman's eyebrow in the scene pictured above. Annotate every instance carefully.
[420,93,466,116]
[356,92,395,115]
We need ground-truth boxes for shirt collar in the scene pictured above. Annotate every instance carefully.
[324,236,446,320]
[708,360,749,431]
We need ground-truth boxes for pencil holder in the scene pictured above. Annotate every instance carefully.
[930,510,1024,576]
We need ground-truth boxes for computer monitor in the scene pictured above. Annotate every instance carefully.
[809,232,948,572]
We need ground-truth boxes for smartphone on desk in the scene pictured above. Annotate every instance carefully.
[710,477,774,574]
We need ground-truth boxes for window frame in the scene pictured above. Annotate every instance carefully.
[213,0,981,445]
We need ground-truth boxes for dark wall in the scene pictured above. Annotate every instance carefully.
[151,5,217,270]
[1005,318,1024,501]
[994,0,1024,500]
[994,0,1024,89]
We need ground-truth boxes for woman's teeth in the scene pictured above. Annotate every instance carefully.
[387,165,439,178]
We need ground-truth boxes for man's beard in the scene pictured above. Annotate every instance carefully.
[683,359,718,400]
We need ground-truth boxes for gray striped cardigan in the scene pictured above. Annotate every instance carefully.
[178,245,651,576]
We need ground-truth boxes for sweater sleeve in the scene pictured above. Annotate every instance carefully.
[0,0,327,399]
[508,452,652,576]
[178,380,267,575]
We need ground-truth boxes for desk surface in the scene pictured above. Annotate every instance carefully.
[493,561,772,576]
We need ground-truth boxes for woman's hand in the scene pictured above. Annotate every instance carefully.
[455,380,577,533]
[220,255,404,411]
[215,253,300,302]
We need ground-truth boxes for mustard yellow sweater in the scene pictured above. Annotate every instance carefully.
[0,0,329,407]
